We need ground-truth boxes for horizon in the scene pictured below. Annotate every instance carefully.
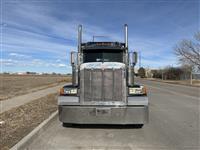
[1,0,199,73]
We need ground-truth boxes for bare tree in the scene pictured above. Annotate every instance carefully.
[174,32,200,69]
[138,67,146,78]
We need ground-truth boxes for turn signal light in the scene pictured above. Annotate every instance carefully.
[142,86,147,95]
[60,87,65,95]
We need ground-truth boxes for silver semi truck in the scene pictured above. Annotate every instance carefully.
[58,24,148,127]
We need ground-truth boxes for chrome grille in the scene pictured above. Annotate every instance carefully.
[80,68,126,102]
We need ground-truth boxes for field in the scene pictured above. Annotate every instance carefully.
[0,74,71,100]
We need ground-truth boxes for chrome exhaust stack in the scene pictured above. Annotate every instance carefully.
[78,25,82,53]
[124,24,134,86]
[71,25,82,86]
[124,24,128,50]
[71,51,78,86]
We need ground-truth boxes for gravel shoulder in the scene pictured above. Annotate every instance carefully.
[0,93,58,150]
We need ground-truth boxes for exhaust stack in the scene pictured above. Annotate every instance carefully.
[128,53,134,86]
[124,24,134,86]
[78,25,82,53]
[124,24,128,49]
[72,25,82,86]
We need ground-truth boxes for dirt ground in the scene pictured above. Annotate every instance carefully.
[0,93,58,150]
[0,75,71,100]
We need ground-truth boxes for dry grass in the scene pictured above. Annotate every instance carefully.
[0,74,71,100]
[0,93,58,150]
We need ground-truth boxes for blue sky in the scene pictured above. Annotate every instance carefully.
[1,0,199,73]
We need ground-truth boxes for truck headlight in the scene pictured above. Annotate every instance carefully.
[60,87,77,96]
[129,86,147,96]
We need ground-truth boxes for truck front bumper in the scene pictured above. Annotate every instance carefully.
[58,105,148,124]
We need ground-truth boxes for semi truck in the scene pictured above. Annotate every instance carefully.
[58,24,148,127]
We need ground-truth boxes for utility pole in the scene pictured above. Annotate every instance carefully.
[190,66,194,85]
[190,71,193,85]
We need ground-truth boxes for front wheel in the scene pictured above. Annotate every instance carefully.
[62,123,73,127]
[135,124,143,128]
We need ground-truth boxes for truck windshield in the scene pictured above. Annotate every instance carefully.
[83,50,123,63]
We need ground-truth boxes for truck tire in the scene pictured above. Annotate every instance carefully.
[62,123,73,127]
[135,124,143,128]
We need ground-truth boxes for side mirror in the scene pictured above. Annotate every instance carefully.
[132,52,137,65]
[70,51,76,65]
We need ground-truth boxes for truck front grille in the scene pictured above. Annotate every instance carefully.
[80,68,126,102]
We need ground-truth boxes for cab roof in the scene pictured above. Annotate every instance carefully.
[81,42,126,50]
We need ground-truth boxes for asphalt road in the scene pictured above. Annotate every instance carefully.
[24,79,199,150]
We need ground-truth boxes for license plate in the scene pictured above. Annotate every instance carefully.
[96,108,111,116]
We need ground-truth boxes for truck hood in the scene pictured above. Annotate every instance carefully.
[80,62,125,70]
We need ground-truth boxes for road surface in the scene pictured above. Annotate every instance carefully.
[23,79,199,150]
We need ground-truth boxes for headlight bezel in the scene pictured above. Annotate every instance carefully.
[128,85,147,96]
[60,85,78,96]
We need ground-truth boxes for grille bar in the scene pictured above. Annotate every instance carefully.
[81,68,125,103]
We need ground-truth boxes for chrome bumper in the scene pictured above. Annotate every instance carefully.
[58,96,148,106]
[58,105,148,124]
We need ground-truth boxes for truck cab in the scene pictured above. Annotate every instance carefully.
[58,25,148,127]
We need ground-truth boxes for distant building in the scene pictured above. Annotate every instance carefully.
[17,72,26,75]
[26,71,37,75]
[145,68,153,78]
[16,72,37,75]
[134,68,138,74]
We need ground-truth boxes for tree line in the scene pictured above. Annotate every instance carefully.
[138,66,192,80]
[137,32,199,80]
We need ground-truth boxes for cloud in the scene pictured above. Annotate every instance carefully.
[1,58,19,66]
[9,53,31,59]
[2,1,198,73]
[58,63,67,67]
[140,56,178,69]
[56,59,61,62]
[2,57,71,69]
[3,4,77,55]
